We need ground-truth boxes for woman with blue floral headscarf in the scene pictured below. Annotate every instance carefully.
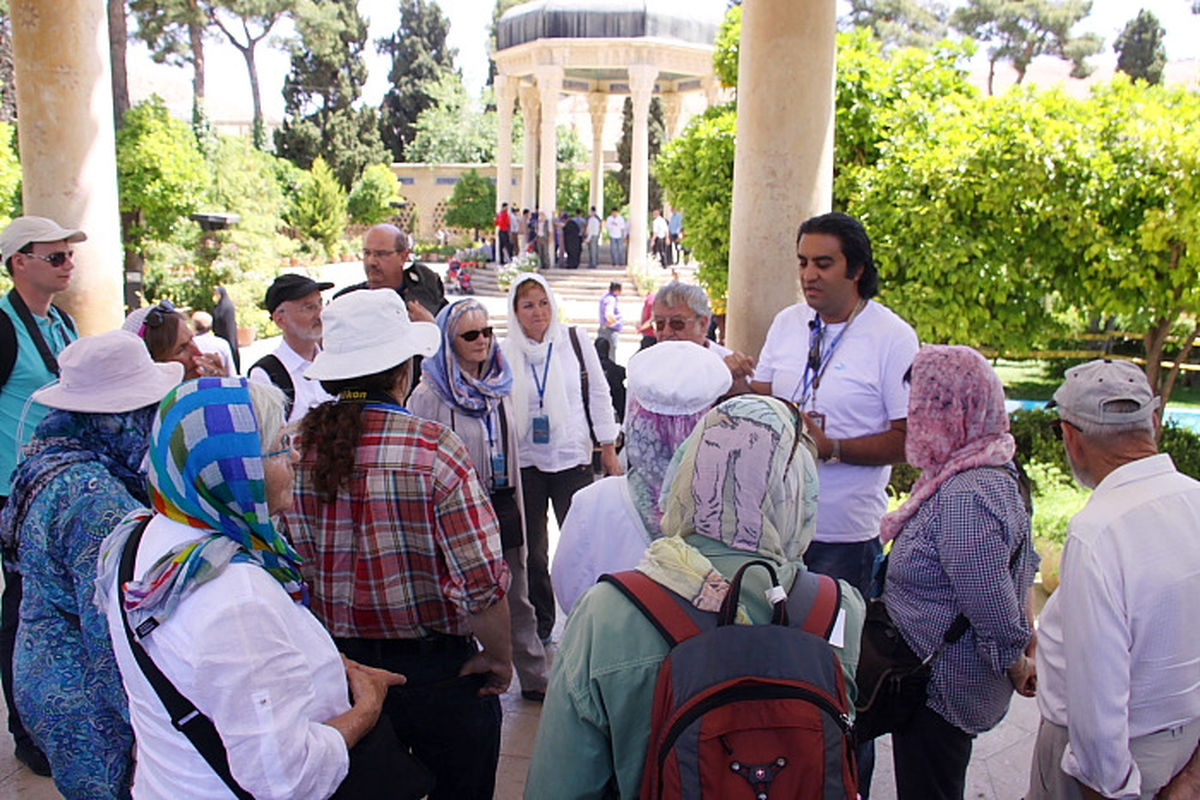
[409,298,549,700]
[0,331,180,799]
[97,377,402,799]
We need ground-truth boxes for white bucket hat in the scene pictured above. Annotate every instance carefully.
[307,289,440,381]
[628,341,732,416]
[32,330,184,413]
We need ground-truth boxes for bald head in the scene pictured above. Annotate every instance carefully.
[362,224,410,290]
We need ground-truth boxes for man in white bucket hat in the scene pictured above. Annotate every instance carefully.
[287,290,513,800]
[0,215,86,775]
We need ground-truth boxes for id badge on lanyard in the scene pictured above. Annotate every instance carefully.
[531,343,553,444]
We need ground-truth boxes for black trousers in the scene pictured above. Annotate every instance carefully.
[498,230,512,264]
[892,704,975,800]
[0,496,32,750]
[520,464,593,639]
[334,635,502,800]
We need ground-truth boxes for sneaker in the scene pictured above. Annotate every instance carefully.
[14,741,51,777]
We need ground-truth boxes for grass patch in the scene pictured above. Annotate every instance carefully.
[993,358,1200,410]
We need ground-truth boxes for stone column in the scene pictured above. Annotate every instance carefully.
[495,74,516,213]
[519,83,540,213]
[535,65,562,219]
[11,0,124,333]
[703,75,724,108]
[661,92,683,141]
[587,92,607,216]
[626,64,657,272]
[726,0,836,358]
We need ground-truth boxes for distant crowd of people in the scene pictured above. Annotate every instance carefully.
[0,211,1195,800]
[492,203,686,270]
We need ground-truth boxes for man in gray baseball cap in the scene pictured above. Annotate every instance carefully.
[1028,359,1200,799]
[0,215,86,775]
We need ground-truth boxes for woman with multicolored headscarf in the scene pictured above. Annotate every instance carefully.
[881,345,1038,800]
[408,298,549,701]
[96,377,402,799]
[525,395,866,798]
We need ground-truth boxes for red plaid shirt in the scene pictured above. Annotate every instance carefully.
[287,406,509,639]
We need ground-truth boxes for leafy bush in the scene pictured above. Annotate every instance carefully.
[288,157,348,259]
[348,164,402,225]
[443,169,494,238]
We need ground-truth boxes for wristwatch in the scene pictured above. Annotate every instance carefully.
[827,438,841,463]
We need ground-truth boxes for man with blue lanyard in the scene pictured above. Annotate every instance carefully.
[0,216,85,777]
[751,212,918,796]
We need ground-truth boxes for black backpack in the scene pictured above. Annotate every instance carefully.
[0,291,78,390]
[249,354,295,420]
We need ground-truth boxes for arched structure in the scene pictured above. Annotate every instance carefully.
[493,0,725,270]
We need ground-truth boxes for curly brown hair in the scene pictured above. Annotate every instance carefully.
[300,360,412,503]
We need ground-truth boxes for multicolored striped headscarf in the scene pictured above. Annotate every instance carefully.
[115,377,305,629]
[422,299,513,417]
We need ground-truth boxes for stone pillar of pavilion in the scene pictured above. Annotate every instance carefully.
[659,92,683,216]
[495,75,517,215]
[519,84,540,214]
[626,64,657,272]
[535,65,562,218]
[11,0,124,334]
[587,92,607,217]
[726,1,836,357]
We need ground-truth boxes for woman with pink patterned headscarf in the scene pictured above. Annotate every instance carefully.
[881,345,1039,800]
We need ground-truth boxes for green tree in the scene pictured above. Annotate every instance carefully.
[443,168,496,240]
[130,0,208,125]
[1114,9,1166,84]
[842,0,950,50]
[486,0,526,87]
[0,1,15,122]
[712,4,740,87]
[614,97,666,217]
[405,74,521,163]
[288,156,347,257]
[951,0,1102,94]
[348,163,403,225]
[207,0,292,148]
[274,0,387,188]
[0,121,19,226]
[378,0,457,161]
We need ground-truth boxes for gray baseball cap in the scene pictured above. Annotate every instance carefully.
[0,216,86,261]
[1049,359,1160,427]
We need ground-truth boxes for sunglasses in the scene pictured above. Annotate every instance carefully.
[264,432,294,460]
[1049,418,1078,441]
[26,250,73,268]
[654,315,698,332]
[458,326,493,342]
[138,299,177,338]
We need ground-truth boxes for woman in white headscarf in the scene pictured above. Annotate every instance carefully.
[525,395,866,798]
[502,273,620,641]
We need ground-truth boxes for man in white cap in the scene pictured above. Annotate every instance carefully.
[248,273,335,424]
[0,215,85,776]
[1029,359,1200,800]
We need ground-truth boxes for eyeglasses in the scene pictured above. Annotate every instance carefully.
[263,432,294,459]
[653,315,699,332]
[138,300,177,338]
[363,248,404,259]
[26,250,73,268]
[458,326,493,342]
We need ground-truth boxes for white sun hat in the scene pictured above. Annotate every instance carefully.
[32,330,183,413]
[628,340,732,416]
[306,289,440,381]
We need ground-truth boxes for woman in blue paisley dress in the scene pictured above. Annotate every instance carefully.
[0,331,181,798]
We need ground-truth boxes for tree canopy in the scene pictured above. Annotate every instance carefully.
[842,0,951,50]
[443,168,495,239]
[405,74,521,163]
[1114,9,1167,85]
[378,0,457,161]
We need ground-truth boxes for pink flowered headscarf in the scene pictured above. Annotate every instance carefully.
[879,345,1015,544]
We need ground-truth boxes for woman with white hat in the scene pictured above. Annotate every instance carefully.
[290,289,514,800]
[550,341,731,615]
[502,273,621,642]
[0,330,181,798]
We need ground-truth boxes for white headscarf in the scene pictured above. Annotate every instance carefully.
[501,273,573,440]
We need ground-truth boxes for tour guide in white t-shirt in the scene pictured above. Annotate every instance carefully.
[751,212,918,597]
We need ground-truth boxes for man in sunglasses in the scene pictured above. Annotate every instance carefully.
[249,274,336,424]
[1029,360,1200,800]
[0,215,86,777]
[652,281,755,396]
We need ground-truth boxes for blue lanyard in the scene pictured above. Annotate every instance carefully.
[530,343,553,410]
[797,314,853,408]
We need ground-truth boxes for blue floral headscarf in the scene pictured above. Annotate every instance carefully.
[101,378,306,630]
[421,298,513,417]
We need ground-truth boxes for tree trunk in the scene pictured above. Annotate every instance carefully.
[1162,319,1200,408]
[108,0,130,127]
[190,11,205,122]
[1144,317,1173,399]
[987,58,997,96]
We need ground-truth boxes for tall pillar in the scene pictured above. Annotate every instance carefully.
[703,75,724,108]
[726,1,836,357]
[11,0,124,334]
[519,83,540,213]
[627,64,657,272]
[661,92,684,141]
[495,74,516,214]
[587,92,607,216]
[535,65,562,219]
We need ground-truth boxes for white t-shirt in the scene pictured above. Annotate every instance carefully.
[652,215,669,240]
[552,476,649,615]
[248,339,335,425]
[754,300,918,543]
[586,215,602,239]
[606,214,626,240]
[104,515,350,799]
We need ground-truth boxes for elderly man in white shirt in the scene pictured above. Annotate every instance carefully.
[248,274,336,424]
[1030,359,1200,800]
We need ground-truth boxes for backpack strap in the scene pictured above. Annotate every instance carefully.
[0,307,15,391]
[567,326,599,447]
[600,571,704,648]
[796,573,841,639]
[250,354,295,420]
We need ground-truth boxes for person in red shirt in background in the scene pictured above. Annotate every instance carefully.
[495,203,513,265]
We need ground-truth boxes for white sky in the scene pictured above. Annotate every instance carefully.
[127,0,1200,125]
